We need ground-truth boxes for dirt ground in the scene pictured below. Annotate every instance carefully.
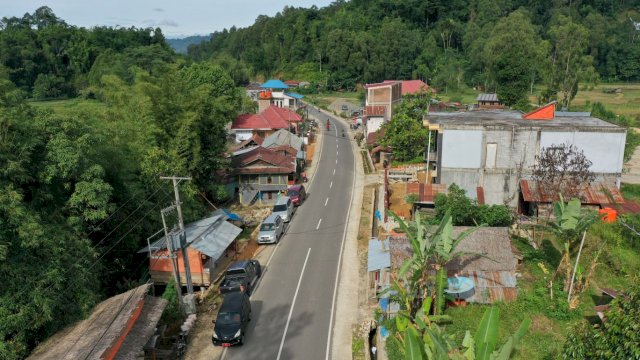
[623,128,640,184]
[389,182,412,219]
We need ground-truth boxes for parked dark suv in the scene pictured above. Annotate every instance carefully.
[212,292,251,346]
[218,260,262,295]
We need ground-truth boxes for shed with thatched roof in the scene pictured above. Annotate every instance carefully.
[389,227,519,303]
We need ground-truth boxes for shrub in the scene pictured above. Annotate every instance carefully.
[435,184,514,226]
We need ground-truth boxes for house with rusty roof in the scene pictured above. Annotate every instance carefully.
[389,227,520,304]
[231,146,297,205]
[518,179,625,217]
[424,102,627,206]
[231,105,302,143]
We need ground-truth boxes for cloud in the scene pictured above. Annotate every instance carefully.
[153,8,164,12]
[143,19,179,27]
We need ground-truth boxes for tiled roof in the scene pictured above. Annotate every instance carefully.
[262,105,302,124]
[384,80,432,95]
[367,129,384,146]
[519,179,624,204]
[232,114,273,130]
[232,106,301,130]
[231,146,295,174]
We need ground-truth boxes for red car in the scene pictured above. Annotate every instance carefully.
[287,185,307,206]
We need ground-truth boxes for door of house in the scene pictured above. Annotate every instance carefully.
[485,143,497,168]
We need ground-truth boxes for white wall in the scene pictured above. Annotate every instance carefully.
[441,130,483,168]
[366,117,385,136]
[540,131,625,173]
[234,130,253,142]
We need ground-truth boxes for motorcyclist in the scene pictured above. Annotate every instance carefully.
[342,129,345,137]
[326,119,330,131]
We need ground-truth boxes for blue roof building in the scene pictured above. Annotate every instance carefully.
[261,79,289,89]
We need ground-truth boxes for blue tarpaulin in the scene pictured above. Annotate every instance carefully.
[222,208,242,222]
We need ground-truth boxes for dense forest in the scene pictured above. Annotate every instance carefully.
[189,0,640,106]
[0,7,252,359]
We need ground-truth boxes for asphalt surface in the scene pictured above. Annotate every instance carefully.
[223,108,355,360]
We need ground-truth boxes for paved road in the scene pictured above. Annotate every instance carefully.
[223,108,355,360]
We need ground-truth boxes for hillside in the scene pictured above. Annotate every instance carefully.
[167,34,213,54]
[188,0,640,107]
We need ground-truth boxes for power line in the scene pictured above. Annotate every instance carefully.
[8,185,169,303]
[22,190,174,329]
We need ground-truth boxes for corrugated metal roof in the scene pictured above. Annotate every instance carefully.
[139,211,242,258]
[285,92,304,99]
[368,238,391,272]
[190,220,242,259]
[263,129,303,151]
[520,179,624,204]
[462,270,518,303]
[261,79,289,89]
[476,93,499,102]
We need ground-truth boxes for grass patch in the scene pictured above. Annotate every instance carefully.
[442,223,640,359]
[621,184,640,201]
[361,150,373,174]
[352,329,365,360]
[436,87,479,105]
[571,83,640,120]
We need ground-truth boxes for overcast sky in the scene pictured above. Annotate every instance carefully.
[1,0,335,38]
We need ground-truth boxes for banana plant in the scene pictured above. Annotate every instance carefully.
[391,209,481,315]
[400,306,530,360]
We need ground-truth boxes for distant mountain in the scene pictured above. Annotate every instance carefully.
[167,34,213,54]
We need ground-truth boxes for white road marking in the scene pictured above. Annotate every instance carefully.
[337,151,339,156]
[330,181,333,189]
[335,159,338,164]
[325,197,329,206]
[326,138,356,360]
[336,144,338,149]
[333,168,336,175]
[316,218,322,230]
[276,248,312,360]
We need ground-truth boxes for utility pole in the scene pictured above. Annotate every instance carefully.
[160,205,183,313]
[160,176,194,295]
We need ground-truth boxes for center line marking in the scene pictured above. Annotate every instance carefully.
[335,159,338,164]
[333,169,336,175]
[325,197,329,206]
[330,181,333,188]
[276,248,311,360]
[316,218,322,230]
[337,151,339,156]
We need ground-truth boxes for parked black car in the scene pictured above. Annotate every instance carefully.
[212,292,251,346]
[218,260,262,295]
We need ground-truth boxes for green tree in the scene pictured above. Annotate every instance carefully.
[380,114,429,162]
[545,16,596,109]
[562,277,640,359]
[483,10,547,106]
